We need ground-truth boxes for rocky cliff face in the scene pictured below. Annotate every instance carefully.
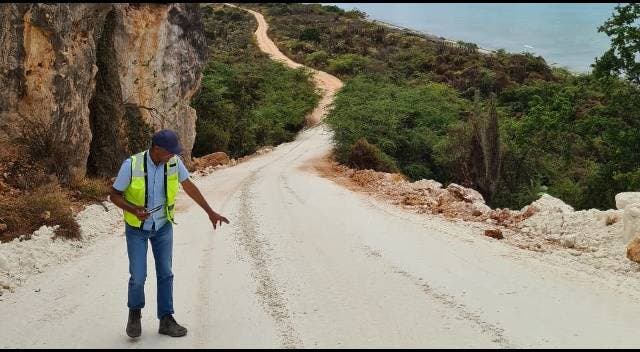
[88,3,208,176]
[0,3,207,180]
[0,4,112,181]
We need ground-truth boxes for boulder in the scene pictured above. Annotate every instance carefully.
[192,151,230,170]
[446,183,485,203]
[471,202,492,215]
[615,192,640,210]
[527,193,574,214]
[489,208,514,225]
[622,204,640,243]
[413,179,443,191]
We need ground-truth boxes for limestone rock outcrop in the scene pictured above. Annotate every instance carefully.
[622,204,640,244]
[0,4,112,181]
[0,3,208,180]
[615,192,640,210]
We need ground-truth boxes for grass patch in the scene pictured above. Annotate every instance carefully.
[69,176,112,202]
[0,182,80,243]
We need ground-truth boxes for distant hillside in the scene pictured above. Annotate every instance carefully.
[244,3,640,211]
[192,4,319,159]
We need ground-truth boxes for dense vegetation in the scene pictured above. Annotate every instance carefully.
[328,75,470,181]
[244,3,640,210]
[192,5,319,159]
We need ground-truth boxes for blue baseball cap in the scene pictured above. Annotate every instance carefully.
[152,129,184,154]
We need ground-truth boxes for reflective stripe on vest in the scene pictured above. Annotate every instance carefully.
[123,151,179,228]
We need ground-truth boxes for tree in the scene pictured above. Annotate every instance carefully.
[470,90,502,203]
[299,27,321,42]
[593,3,640,84]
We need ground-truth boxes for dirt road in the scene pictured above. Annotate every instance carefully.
[2,6,640,348]
[240,5,343,127]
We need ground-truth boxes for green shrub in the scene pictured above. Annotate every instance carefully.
[345,9,366,19]
[194,121,231,156]
[289,40,316,54]
[299,27,321,42]
[326,74,469,181]
[327,54,372,76]
[403,163,434,180]
[323,5,345,14]
[347,138,399,173]
[305,50,329,67]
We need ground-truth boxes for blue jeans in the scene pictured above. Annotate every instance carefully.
[125,222,174,319]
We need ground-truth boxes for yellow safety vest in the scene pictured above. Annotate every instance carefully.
[123,150,179,228]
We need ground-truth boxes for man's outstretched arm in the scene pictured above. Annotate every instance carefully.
[180,178,230,229]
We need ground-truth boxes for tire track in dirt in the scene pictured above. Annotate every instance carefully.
[234,169,303,348]
[191,131,316,347]
[229,128,324,348]
[193,180,245,347]
[218,4,342,347]
[360,242,512,348]
[392,266,512,348]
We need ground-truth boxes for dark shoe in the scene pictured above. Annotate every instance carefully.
[126,309,142,338]
[158,314,187,337]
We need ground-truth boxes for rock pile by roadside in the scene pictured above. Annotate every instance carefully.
[341,165,534,226]
[321,161,640,277]
[191,147,274,177]
[192,152,231,170]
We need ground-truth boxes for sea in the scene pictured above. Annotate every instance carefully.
[329,3,619,73]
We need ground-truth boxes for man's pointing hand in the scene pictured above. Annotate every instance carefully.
[208,211,230,230]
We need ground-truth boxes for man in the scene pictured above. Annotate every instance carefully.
[109,129,229,338]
